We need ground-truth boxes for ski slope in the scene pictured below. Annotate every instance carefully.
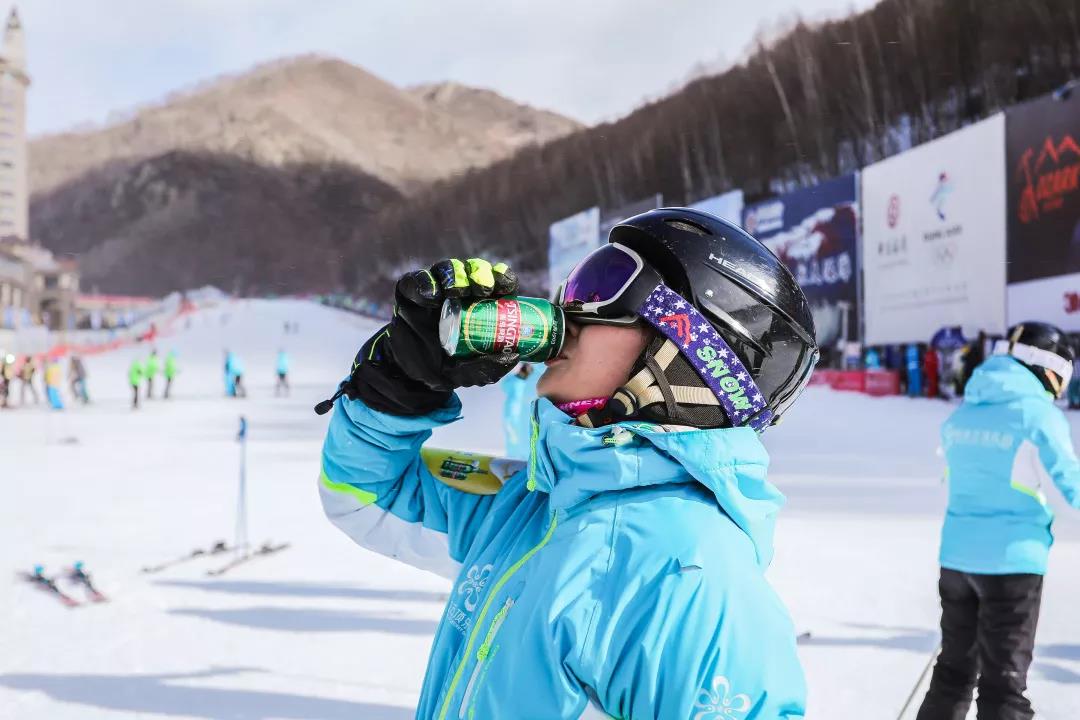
[1,299,1077,719]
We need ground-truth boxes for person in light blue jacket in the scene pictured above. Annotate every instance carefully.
[224,350,236,397]
[918,322,1080,720]
[499,363,543,460]
[275,349,290,397]
[318,209,819,719]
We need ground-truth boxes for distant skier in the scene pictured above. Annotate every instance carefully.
[224,350,236,397]
[129,357,144,409]
[864,346,882,370]
[274,349,290,397]
[959,331,987,396]
[230,353,246,398]
[68,355,89,404]
[317,210,818,718]
[923,346,940,399]
[0,352,11,408]
[918,322,1080,720]
[164,350,178,399]
[18,354,38,405]
[44,358,64,410]
[145,349,160,400]
[906,342,923,398]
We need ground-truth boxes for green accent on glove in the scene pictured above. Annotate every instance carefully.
[466,258,495,290]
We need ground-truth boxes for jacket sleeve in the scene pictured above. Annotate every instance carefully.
[1033,407,1080,508]
[319,392,511,579]
[577,554,806,719]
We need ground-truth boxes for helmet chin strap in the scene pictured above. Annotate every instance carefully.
[575,283,773,431]
[1044,368,1064,398]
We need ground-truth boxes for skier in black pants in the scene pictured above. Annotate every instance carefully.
[917,322,1080,720]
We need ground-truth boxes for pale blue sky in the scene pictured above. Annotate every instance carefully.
[17,0,877,137]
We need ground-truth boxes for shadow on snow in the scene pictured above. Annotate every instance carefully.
[169,605,440,634]
[0,667,413,719]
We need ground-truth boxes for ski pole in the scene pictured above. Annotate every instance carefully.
[235,416,249,556]
[895,640,941,720]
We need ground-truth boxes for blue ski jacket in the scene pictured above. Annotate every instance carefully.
[940,356,1080,575]
[499,367,543,460]
[320,394,806,719]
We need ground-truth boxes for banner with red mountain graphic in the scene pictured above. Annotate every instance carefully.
[1006,91,1080,284]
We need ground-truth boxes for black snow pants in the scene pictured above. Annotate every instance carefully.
[917,568,1042,720]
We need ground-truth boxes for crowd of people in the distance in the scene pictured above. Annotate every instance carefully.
[858,326,1080,406]
[0,343,295,411]
[0,353,90,410]
[128,348,179,409]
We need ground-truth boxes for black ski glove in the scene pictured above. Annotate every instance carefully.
[320,259,521,417]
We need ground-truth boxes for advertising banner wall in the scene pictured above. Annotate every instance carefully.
[743,174,860,348]
[1005,91,1080,330]
[862,114,1007,345]
[690,189,744,225]
[597,194,662,244]
[1008,273,1080,330]
[547,207,600,297]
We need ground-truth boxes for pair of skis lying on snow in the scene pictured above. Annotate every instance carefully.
[20,563,106,607]
[141,539,290,576]
[21,541,288,608]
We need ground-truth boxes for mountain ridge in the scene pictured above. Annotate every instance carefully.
[29,54,582,198]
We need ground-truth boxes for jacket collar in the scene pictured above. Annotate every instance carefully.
[527,398,784,568]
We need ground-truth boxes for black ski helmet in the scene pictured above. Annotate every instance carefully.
[608,207,819,426]
[997,321,1075,397]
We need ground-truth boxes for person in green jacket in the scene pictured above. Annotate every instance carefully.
[145,349,160,400]
[129,357,143,409]
[164,350,178,399]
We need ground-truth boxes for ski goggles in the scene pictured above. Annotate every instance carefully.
[993,339,1074,388]
[556,243,775,430]
[555,243,662,326]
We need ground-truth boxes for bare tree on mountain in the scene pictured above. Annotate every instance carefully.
[352,0,1080,296]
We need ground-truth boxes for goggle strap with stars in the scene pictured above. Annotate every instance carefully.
[637,283,773,431]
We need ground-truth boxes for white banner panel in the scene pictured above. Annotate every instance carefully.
[862,114,1007,345]
[1008,272,1080,331]
[690,189,744,225]
[548,206,600,297]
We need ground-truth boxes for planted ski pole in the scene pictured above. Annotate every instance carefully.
[207,416,290,576]
[234,415,249,559]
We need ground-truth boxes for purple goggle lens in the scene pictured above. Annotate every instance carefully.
[560,244,642,311]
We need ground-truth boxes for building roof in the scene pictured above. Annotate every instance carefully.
[76,294,158,310]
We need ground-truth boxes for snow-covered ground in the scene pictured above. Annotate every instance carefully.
[1,299,1077,719]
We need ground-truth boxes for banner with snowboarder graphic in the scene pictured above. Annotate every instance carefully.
[743,173,860,348]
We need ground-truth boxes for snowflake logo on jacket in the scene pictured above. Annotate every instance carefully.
[693,675,752,719]
[458,563,493,612]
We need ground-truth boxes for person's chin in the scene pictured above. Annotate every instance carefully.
[536,373,565,403]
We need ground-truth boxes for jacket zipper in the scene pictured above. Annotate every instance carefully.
[527,405,540,491]
[458,597,514,718]
[437,511,558,720]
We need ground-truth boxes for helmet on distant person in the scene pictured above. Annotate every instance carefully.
[993,322,1075,397]
[556,207,818,431]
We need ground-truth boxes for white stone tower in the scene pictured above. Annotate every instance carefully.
[0,6,28,240]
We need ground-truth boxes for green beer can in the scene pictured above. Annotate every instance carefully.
[439,296,565,362]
